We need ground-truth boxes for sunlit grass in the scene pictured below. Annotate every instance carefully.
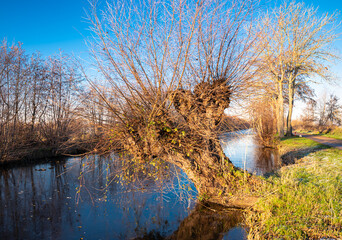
[245,148,342,239]
[279,136,325,154]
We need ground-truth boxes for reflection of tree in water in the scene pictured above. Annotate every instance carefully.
[73,155,198,239]
[170,204,244,240]
[76,155,246,240]
[253,146,280,175]
[220,131,281,176]
[0,160,76,239]
[134,203,244,240]
[97,156,197,239]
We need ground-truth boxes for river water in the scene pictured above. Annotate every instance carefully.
[0,130,280,240]
[220,129,280,176]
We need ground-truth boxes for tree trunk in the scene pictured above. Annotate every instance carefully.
[167,143,259,207]
[125,126,259,207]
[286,82,295,136]
[277,81,284,138]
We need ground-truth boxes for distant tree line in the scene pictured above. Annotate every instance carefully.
[0,41,83,162]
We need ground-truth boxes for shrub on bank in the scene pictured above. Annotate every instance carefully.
[323,127,342,140]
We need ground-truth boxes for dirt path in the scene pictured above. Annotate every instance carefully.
[298,134,342,150]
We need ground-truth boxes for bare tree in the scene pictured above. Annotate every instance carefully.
[326,94,341,126]
[85,0,262,206]
[300,98,317,129]
[26,53,49,135]
[315,93,341,132]
[256,1,339,137]
[317,93,328,129]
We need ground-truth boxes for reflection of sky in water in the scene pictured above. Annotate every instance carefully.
[221,129,280,176]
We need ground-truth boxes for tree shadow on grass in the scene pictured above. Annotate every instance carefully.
[262,145,330,179]
[280,146,330,165]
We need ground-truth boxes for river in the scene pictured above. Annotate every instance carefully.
[0,130,280,240]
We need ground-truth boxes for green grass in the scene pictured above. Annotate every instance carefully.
[279,136,325,154]
[245,148,342,239]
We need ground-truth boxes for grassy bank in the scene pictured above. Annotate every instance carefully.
[245,137,342,239]
[279,136,326,153]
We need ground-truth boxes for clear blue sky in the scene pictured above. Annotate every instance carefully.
[0,0,90,56]
[0,0,341,118]
[1,0,341,56]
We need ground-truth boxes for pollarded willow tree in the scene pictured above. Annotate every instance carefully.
[85,0,263,206]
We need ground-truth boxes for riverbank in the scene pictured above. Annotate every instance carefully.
[0,143,88,167]
[245,136,342,239]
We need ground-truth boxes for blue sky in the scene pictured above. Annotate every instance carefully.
[0,0,90,56]
[292,0,342,117]
[1,0,341,57]
[304,1,342,95]
[0,0,341,118]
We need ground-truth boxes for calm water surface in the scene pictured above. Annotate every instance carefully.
[221,129,281,175]
[0,130,278,240]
